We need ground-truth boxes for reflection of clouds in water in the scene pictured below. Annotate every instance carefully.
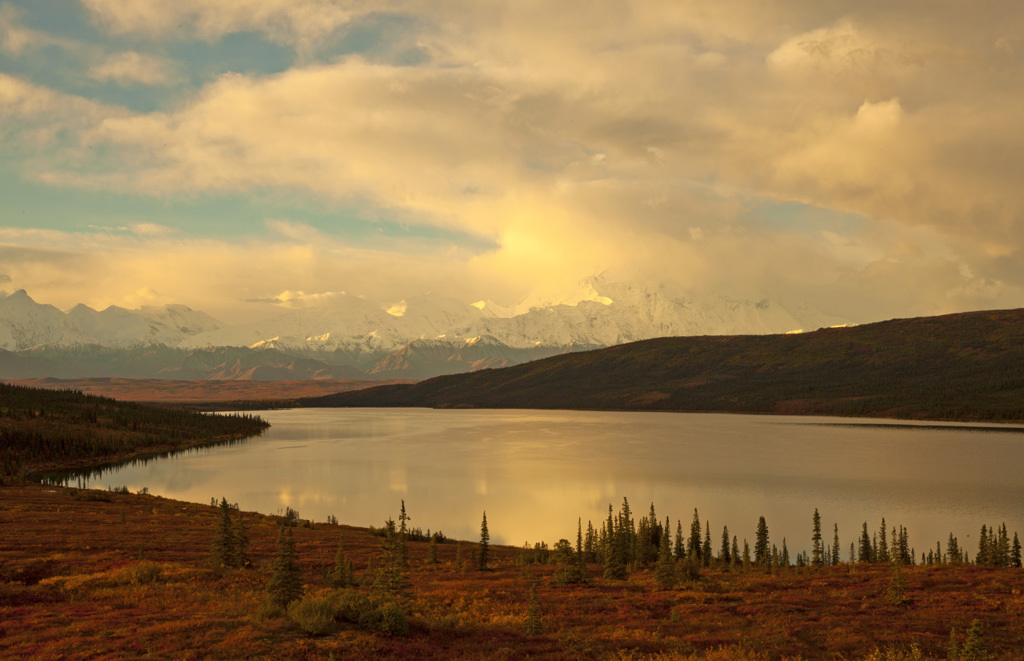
[79,408,1024,554]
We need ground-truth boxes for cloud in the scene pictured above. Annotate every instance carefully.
[0,4,62,56]
[130,222,176,236]
[80,0,366,56]
[244,290,342,308]
[766,20,912,77]
[2,2,1023,323]
[89,51,178,86]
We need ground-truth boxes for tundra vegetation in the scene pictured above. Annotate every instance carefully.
[3,383,1024,658]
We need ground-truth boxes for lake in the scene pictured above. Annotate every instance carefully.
[72,408,1024,557]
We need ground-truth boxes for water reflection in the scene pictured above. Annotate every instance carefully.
[66,408,1024,555]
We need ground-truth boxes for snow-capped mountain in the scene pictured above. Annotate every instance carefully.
[182,275,846,353]
[179,292,487,352]
[0,290,223,350]
[0,276,850,379]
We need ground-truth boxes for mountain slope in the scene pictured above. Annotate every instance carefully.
[302,308,1024,422]
[0,345,364,380]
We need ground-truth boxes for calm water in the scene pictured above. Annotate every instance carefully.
[74,408,1024,556]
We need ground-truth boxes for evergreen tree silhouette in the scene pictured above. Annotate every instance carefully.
[427,533,440,565]
[234,512,251,569]
[811,508,823,567]
[211,497,237,568]
[754,516,769,566]
[479,511,490,571]
[266,526,303,608]
[327,532,354,587]
[858,522,872,563]
[832,523,840,566]
[374,518,410,595]
[688,508,702,561]
[654,516,676,589]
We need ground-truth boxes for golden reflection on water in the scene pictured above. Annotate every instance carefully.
[80,408,1024,551]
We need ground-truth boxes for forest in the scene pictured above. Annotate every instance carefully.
[303,308,1024,423]
[0,382,268,478]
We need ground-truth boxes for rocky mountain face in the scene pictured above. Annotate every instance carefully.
[0,276,849,380]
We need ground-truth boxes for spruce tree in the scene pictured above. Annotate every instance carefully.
[996,524,1010,567]
[754,516,769,566]
[858,522,872,563]
[373,518,409,596]
[266,526,303,608]
[811,508,823,567]
[584,521,598,563]
[327,533,354,587]
[702,521,712,568]
[977,525,990,566]
[674,520,685,560]
[234,512,252,569]
[720,526,731,565]
[960,619,988,660]
[572,518,589,583]
[1012,533,1022,568]
[479,511,490,571]
[603,506,628,580]
[877,518,889,562]
[211,497,237,568]
[618,498,635,568]
[742,539,751,570]
[398,500,411,570]
[688,509,702,561]
[655,516,676,589]
[427,534,440,565]
[731,535,740,569]
[832,523,840,566]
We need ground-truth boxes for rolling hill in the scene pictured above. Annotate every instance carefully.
[301,308,1024,422]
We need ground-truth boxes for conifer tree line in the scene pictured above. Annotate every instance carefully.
[212,493,1022,620]
[0,383,268,476]
[545,498,1024,580]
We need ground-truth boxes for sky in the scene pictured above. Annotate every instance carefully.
[1,1,1023,325]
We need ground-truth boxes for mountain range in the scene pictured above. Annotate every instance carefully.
[0,275,849,380]
[302,308,1024,423]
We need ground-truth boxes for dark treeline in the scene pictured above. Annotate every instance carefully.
[204,496,1022,645]
[520,499,1024,586]
[0,382,268,477]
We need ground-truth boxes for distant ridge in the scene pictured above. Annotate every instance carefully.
[300,308,1024,423]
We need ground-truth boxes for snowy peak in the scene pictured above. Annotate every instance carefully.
[471,300,516,319]
[516,275,616,313]
[0,292,224,350]
[1,281,851,377]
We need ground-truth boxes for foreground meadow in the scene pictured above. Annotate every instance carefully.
[2,484,1023,660]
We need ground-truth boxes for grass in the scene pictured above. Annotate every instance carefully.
[2,483,1023,660]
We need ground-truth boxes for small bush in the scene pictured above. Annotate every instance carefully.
[372,600,408,636]
[329,589,373,623]
[287,595,338,636]
[121,561,162,585]
[326,589,407,636]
